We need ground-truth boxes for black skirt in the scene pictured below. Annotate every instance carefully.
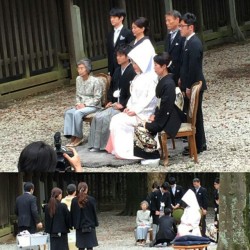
[50,233,69,250]
[76,229,98,248]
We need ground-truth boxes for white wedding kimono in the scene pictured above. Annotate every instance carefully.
[106,39,157,159]
[178,189,202,237]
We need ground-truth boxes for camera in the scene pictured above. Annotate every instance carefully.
[54,132,74,172]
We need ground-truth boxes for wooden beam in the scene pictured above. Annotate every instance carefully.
[63,0,77,82]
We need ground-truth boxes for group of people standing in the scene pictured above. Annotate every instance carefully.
[63,7,208,166]
[15,182,98,250]
[134,177,220,246]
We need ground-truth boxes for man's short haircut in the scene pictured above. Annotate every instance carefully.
[18,141,57,172]
[168,177,176,185]
[166,10,181,19]
[115,44,132,56]
[164,207,172,216]
[109,8,126,19]
[24,182,34,192]
[67,184,76,195]
[181,12,197,26]
[161,182,170,191]
[193,177,200,183]
[214,177,220,184]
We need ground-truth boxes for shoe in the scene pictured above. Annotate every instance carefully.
[182,149,190,156]
[72,138,84,147]
[141,158,160,166]
[89,148,100,152]
[184,145,207,154]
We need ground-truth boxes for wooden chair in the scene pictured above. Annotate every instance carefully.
[83,73,111,124]
[158,81,202,166]
[134,227,153,244]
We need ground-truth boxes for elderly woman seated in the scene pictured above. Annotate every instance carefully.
[135,200,152,246]
[63,58,103,147]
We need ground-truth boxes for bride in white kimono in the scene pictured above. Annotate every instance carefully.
[105,39,157,159]
[178,189,202,237]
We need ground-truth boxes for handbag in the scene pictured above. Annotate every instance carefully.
[134,124,157,153]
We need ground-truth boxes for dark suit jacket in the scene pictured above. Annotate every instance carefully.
[107,27,134,76]
[15,192,40,233]
[150,189,172,224]
[145,74,182,138]
[107,63,136,108]
[44,201,70,234]
[192,186,208,210]
[170,185,184,206]
[156,215,177,242]
[164,30,185,84]
[180,34,207,91]
[70,196,99,230]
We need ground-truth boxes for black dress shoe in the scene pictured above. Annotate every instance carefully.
[184,145,207,152]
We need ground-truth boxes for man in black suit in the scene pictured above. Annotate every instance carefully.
[192,178,208,236]
[164,10,185,85]
[15,182,42,233]
[168,176,184,210]
[179,13,207,154]
[107,8,134,76]
[150,182,172,239]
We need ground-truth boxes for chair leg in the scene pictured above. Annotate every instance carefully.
[171,138,176,149]
[161,133,169,166]
[192,135,198,163]
[158,133,164,160]
[187,136,192,158]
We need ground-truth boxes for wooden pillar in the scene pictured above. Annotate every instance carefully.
[194,0,205,47]
[64,0,77,84]
[163,0,173,13]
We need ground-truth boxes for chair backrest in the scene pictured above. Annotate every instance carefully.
[94,73,111,106]
[188,81,202,127]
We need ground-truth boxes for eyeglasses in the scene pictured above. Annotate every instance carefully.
[178,24,190,29]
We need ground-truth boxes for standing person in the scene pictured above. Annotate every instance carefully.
[178,189,201,237]
[164,10,185,85]
[106,37,157,160]
[179,13,207,154]
[168,176,184,210]
[107,8,134,76]
[64,59,102,147]
[88,44,136,151]
[150,182,172,239]
[135,200,152,246]
[152,208,177,247]
[45,187,71,250]
[192,178,208,236]
[61,184,77,211]
[61,184,77,250]
[71,182,99,250]
[213,177,220,240]
[134,52,183,165]
[15,182,43,234]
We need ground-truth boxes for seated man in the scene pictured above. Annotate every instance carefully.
[88,44,136,151]
[151,208,177,247]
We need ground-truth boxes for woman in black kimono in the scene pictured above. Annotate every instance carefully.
[45,187,70,250]
[71,182,99,250]
[134,52,183,164]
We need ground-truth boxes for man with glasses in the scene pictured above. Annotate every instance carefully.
[179,13,207,155]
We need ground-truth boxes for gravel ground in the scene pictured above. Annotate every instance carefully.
[0,41,249,172]
[0,209,217,250]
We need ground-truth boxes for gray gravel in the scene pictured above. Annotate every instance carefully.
[0,41,249,172]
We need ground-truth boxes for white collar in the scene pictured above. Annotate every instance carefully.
[186,32,195,41]
[114,24,123,32]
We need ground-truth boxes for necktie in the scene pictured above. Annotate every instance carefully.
[170,31,176,44]
[184,39,188,49]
